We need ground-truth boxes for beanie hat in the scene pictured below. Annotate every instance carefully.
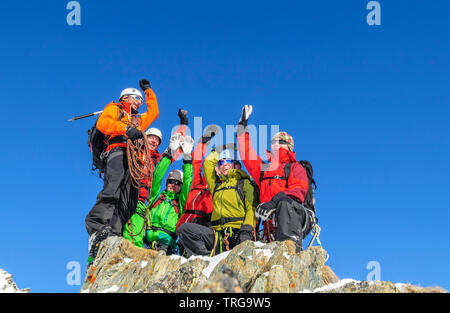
[272,131,294,151]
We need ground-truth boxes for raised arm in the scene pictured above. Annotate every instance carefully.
[138,79,159,130]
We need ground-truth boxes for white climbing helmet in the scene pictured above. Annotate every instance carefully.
[119,88,143,102]
[167,169,183,183]
[145,127,162,144]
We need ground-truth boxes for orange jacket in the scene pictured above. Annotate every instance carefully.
[97,88,159,151]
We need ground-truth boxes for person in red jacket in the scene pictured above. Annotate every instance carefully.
[236,105,312,252]
[176,125,219,231]
[138,109,189,204]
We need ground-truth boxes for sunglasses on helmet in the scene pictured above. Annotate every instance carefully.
[129,94,143,102]
[167,179,182,186]
[217,159,234,166]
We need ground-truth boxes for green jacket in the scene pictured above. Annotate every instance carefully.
[145,156,193,248]
[203,151,258,231]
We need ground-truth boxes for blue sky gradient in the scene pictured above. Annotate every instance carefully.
[0,1,449,292]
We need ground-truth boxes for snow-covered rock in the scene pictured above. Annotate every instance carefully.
[79,237,446,293]
[0,269,29,293]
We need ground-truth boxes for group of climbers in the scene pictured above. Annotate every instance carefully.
[84,80,318,267]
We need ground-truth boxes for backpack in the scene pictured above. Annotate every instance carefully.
[87,109,124,175]
[260,160,317,213]
[213,177,260,211]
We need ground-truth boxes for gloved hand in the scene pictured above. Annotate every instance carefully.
[255,201,276,221]
[126,126,143,141]
[139,79,151,92]
[166,133,183,158]
[214,143,238,153]
[238,104,253,127]
[178,109,188,125]
[238,224,254,243]
[180,135,195,162]
[199,125,219,145]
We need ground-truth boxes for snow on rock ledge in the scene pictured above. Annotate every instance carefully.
[80,237,446,293]
[0,269,29,293]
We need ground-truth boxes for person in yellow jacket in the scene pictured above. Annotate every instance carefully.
[177,144,259,256]
[86,79,159,267]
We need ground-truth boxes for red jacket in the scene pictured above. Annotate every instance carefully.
[237,132,308,204]
[176,142,214,231]
[138,125,187,203]
[138,149,161,202]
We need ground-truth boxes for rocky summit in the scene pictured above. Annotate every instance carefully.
[80,237,446,293]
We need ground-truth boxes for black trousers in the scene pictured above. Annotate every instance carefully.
[177,223,240,257]
[275,199,312,252]
[85,148,138,236]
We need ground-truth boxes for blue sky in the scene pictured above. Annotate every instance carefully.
[0,1,449,292]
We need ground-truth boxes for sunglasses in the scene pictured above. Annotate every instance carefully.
[271,139,289,145]
[167,179,182,186]
[129,94,143,102]
[218,159,234,166]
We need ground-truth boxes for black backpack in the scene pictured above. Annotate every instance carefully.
[260,160,317,213]
[87,109,124,175]
[87,119,108,174]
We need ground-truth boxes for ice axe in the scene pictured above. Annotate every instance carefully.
[67,111,103,122]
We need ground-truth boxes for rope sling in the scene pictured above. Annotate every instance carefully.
[124,116,155,244]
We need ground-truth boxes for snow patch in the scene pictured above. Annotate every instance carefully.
[253,241,266,248]
[201,251,231,278]
[254,248,273,259]
[0,269,27,293]
[300,278,359,293]
[141,261,148,268]
[100,284,120,293]
[124,258,134,264]
[395,283,407,292]
[169,255,188,265]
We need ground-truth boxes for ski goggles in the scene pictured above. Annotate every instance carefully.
[271,139,290,145]
[129,94,143,102]
[167,179,182,186]
[217,159,234,166]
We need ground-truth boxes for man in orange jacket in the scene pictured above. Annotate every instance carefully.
[85,79,159,267]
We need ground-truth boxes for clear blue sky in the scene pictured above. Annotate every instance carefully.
[0,1,448,292]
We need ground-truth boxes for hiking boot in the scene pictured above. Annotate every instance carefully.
[87,226,113,268]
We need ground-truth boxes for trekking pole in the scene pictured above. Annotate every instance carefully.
[67,111,103,122]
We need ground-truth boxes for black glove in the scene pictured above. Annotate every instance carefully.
[126,127,143,141]
[139,79,151,92]
[178,109,188,125]
[238,224,254,243]
[255,201,277,221]
[199,125,219,145]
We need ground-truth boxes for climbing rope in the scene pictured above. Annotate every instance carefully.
[123,116,154,243]
[125,118,155,190]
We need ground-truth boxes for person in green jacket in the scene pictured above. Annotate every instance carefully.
[144,133,194,255]
[178,144,259,256]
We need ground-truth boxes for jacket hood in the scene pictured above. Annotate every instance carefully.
[162,190,180,200]
[266,147,297,164]
[108,101,132,114]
